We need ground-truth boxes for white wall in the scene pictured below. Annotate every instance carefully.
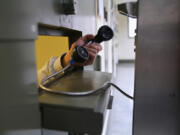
[117,14,135,60]
[115,0,136,60]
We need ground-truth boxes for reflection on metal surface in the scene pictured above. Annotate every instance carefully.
[118,2,138,18]
[133,0,180,135]
[46,70,111,93]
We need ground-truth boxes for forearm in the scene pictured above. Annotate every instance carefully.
[37,56,62,85]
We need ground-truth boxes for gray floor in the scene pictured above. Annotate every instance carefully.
[108,62,135,135]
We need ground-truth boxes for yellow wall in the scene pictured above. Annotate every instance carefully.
[35,35,69,70]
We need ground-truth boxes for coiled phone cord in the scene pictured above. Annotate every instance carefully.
[39,64,134,100]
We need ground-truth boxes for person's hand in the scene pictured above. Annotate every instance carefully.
[62,34,102,67]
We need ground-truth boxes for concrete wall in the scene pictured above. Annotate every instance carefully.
[0,1,41,135]
[38,0,96,35]
[58,0,96,35]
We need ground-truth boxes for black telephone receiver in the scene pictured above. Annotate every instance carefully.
[72,25,114,63]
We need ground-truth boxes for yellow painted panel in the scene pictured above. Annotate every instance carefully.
[35,35,69,70]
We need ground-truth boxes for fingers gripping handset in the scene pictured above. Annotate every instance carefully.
[67,25,114,66]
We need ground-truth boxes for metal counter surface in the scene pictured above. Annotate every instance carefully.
[39,70,112,134]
